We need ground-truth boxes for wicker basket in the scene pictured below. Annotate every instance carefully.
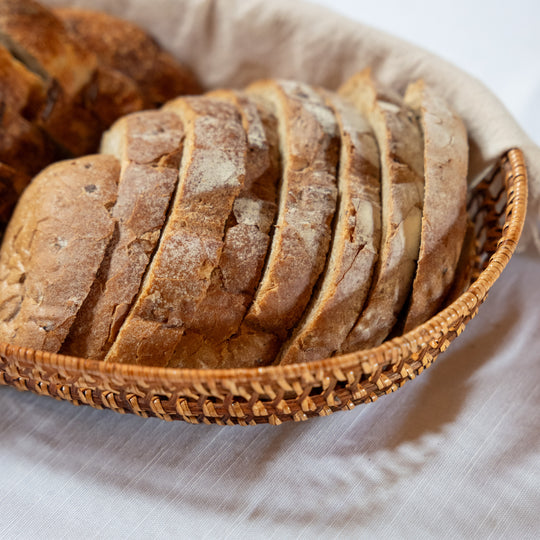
[0,148,528,425]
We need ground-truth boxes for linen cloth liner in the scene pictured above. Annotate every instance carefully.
[43,0,540,251]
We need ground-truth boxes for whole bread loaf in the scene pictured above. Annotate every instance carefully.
[0,0,201,226]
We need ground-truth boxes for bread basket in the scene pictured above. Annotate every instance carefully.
[0,148,527,424]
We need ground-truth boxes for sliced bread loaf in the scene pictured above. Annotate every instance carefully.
[339,69,424,353]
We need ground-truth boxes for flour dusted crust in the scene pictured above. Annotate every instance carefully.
[279,91,381,365]
[339,70,424,352]
[55,7,202,106]
[168,90,280,369]
[402,80,468,332]
[105,97,246,366]
[0,155,119,352]
[61,111,184,360]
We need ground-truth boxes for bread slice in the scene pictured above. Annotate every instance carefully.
[339,70,424,352]
[442,221,476,306]
[61,111,184,360]
[210,79,339,368]
[401,80,468,332]
[167,90,280,369]
[105,97,246,366]
[0,155,119,352]
[279,91,381,365]
[55,7,202,106]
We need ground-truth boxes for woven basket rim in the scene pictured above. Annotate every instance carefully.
[0,148,528,386]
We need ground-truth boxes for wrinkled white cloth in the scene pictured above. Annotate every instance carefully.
[0,250,538,538]
[1,1,539,538]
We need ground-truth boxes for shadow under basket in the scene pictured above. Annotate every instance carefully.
[0,149,528,425]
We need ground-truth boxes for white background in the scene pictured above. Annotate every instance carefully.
[0,1,539,538]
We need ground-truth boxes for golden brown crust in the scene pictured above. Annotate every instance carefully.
[0,0,103,156]
[402,80,469,331]
[168,90,281,369]
[0,43,45,116]
[0,0,97,96]
[55,6,202,106]
[339,69,424,352]
[0,155,119,352]
[279,91,381,365]
[61,111,184,360]
[0,109,57,177]
[105,97,246,367]
[0,0,201,172]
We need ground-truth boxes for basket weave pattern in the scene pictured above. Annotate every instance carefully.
[0,149,528,425]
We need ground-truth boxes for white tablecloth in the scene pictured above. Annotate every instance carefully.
[1,1,539,538]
